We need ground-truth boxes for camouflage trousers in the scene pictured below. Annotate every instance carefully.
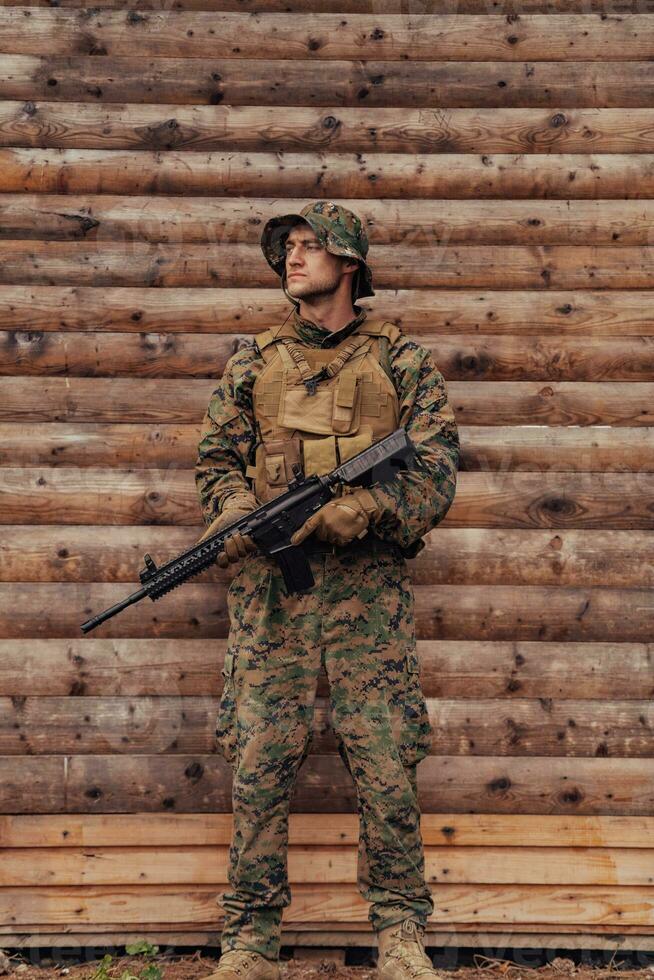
[214,541,434,959]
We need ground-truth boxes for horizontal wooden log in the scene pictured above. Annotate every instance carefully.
[4,56,654,109]
[0,638,227,697]
[2,843,653,886]
[0,0,651,13]
[0,756,65,812]
[3,102,654,153]
[5,197,654,247]
[4,330,654,383]
[3,241,654,289]
[0,753,651,814]
[456,427,654,472]
[0,467,200,525]
[3,329,654,380]
[0,525,221,582]
[3,285,654,336]
[0,377,216,422]
[448,382,654,427]
[3,882,654,929]
[2,468,653,529]
[1,925,653,945]
[0,425,204,469]
[2,149,654,199]
[3,525,654,589]
[0,582,652,641]
[0,924,652,946]
[2,425,654,474]
[1,695,652,757]
[2,378,652,426]
[1,639,652,700]
[3,929,654,949]
[0,330,237,378]
[4,812,653,848]
[2,11,654,62]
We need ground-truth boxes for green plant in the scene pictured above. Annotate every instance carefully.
[87,941,162,980]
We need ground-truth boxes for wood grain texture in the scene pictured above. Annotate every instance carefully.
[3,102,654,153]
[3,57,654,109]
[1,694,652,757]
[3,285,654,334]
[1,582,653,641]
[1,11,653,61]
[1,468,653,529]
[1,378,653,425]
[3,241,654,289]
[3,812,654,848]
[2,843,653,885]
[0,0,652,12]
[0,754,653,815]
[3,525,654,586]
[2,425,654,471]
[3,330,654,380]
[2,149,654,198]
[1,639,652,699]
[2,882,654,928]
[4,198,654,246]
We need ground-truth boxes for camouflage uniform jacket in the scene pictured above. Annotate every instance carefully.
[195,306,460,555]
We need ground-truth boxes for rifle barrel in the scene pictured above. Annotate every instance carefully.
[80,584,150,634]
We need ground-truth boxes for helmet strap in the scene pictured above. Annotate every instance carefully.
[282,271,301,308]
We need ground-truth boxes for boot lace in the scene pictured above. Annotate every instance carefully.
[387,949,436,979]
[383,921,437,979]
[220,950,260,975]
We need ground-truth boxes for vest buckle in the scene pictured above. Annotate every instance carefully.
[303,367,329,395]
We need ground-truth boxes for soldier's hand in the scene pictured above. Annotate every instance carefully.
[197,493,259,568]
[290,488,382,548]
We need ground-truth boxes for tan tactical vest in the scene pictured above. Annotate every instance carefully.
[245,317,402,503]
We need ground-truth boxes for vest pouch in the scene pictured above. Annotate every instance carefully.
[254,435,302,503]
[265,453,286,486]
[337,426,373,463]
[277,377,334,435]
[303,435,337,477]
[332,371,361,434]
[277,371,361,436]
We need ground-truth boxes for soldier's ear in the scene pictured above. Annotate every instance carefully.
[340,257,359,273]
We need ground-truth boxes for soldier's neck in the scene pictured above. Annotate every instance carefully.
[296,297,357,334]
[292,304,366,348]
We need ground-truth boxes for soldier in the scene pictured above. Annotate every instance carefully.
[195,201,459,980]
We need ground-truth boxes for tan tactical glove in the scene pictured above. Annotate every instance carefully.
[290,487,382,548]
[197,492,258,568]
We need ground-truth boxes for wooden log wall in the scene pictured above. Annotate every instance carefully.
[0,0,653,951]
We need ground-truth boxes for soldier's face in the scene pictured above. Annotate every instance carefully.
[284,224,351,300]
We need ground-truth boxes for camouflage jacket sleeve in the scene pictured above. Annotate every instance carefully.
[194,345,262,527]
[367,336,460,554]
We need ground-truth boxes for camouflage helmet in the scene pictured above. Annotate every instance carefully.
[260,200,375,303]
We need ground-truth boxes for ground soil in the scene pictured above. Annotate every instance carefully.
[1,948,653,980]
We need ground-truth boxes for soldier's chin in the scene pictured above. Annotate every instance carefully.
[288,279,337,300]
[287,279,312,297]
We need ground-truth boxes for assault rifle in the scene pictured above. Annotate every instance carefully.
[80,428,417,634]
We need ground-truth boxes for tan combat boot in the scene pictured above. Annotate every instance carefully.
[204,949,280,980]
[376,917,442,980]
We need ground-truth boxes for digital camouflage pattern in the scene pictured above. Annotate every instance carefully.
[195,301,459,956]
[195,305,460,552]
[215,544,435,959]
[260,200,375,301]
